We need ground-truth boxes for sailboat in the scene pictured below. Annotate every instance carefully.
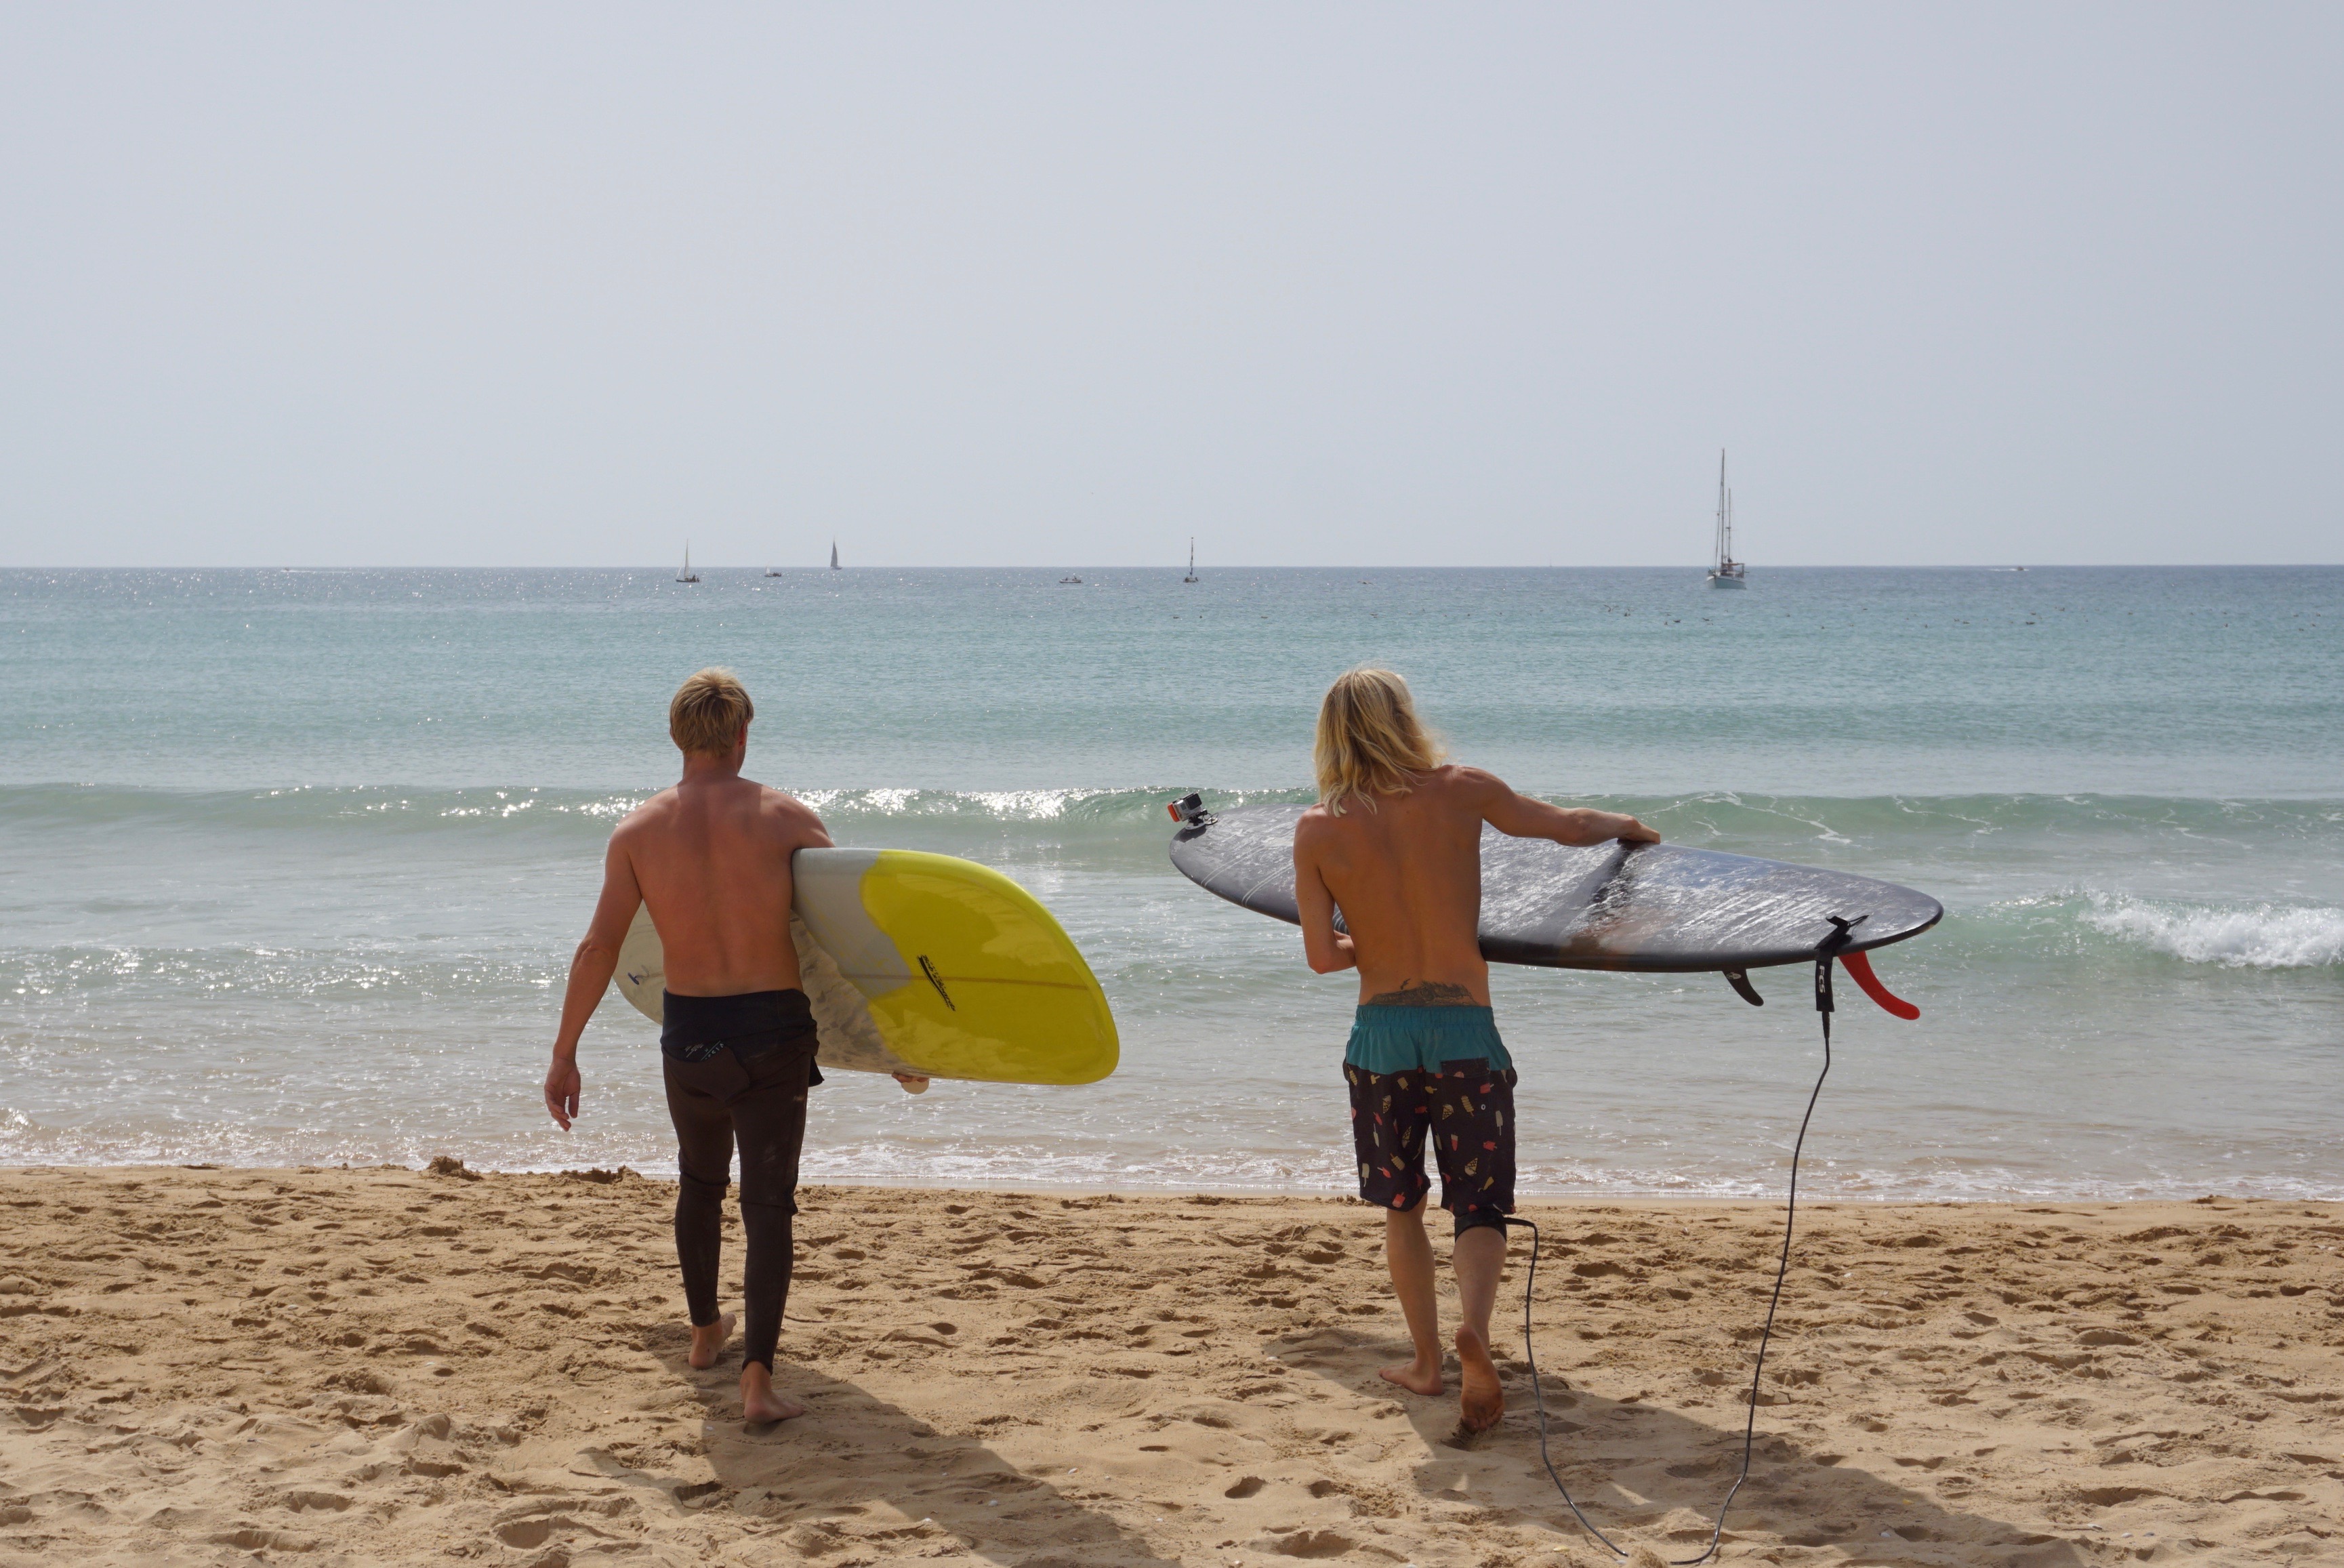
[1183,537,1199,583]
[829,542,840,571]
[677,543,701,584]
[1706,452,1746,589]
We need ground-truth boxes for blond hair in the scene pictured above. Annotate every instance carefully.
[669,668,754,756]
[1314,666,1443,814]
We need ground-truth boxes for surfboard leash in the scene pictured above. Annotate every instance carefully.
[1509,928,1859,1565]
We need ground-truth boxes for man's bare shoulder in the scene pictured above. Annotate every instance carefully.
[753,781,817,814]
[1294,802,1346,846]
[1427,764,1509,804]
[753,783,831,840]
[612,786,682,838]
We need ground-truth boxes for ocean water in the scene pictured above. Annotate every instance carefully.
[2,566,2339,1201]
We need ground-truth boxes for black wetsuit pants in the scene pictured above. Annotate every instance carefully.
[660,1006,819,1374]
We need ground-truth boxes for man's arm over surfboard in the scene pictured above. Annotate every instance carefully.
[1470,770,1660,851]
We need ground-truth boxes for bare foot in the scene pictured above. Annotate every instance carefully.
[741,1361,805,1424]
[1379,1353,1445,1397]
[688,1312,737,1370]
[1455,1326,1504,1433]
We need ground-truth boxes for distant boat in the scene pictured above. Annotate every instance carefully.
[764,567,782,577]
[677,543,701,584]
[830,542,841,571]
[1183,537,1199,584]
[1706,452,1746,589]
[1059,575,1083,585]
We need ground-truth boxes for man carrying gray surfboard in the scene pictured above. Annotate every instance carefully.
[1293,667,1658,1434]
[542,668,923,1426]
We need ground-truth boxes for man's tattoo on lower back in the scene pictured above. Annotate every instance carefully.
[1367,980,1477,1007]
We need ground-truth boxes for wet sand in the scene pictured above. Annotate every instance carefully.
[1,1167,2339,1566]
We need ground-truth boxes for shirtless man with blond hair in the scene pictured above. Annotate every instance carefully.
[1292,667,1658,1433]
[543,668,922,1425]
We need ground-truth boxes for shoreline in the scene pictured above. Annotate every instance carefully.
[5,1168,2339,1565]
[3,1161,2301,1208]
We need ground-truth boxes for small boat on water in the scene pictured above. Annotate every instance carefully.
[677,543,701,584]
[1059,575,1083,585]
[1183,538,1198,583]
[1706,451,1746,589]
[830,542,841,571]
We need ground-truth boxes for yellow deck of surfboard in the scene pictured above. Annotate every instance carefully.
[614,847,1118,1087]
[810,848,1117,1084]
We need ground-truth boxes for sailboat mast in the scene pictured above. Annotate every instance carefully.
[1714,451,1728,570]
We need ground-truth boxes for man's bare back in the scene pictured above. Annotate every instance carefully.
[1293,764,1658,1000]
[615,772,831,997]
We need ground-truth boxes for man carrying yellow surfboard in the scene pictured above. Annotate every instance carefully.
[541,668,923,1425]
[1293,667,1658,1434]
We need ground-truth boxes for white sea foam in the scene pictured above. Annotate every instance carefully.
[965,789,1084,819]
[558,794,645,820]
[794,786,1149,821]
[2085,894,2344,968]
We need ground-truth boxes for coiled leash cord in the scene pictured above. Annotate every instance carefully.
[1506,943,1844,1566]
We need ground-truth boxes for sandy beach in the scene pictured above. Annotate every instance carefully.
[1,1168,2339,1567]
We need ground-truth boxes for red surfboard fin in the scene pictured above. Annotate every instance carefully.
[1838,950,1919,1020]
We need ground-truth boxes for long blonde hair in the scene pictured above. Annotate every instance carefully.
[1314,666,1443,815]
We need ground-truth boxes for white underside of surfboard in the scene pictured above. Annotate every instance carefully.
[612,905,922,1078]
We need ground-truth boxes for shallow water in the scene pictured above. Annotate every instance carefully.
[3,566,2339,1198]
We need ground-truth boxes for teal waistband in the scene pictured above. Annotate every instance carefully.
[1344,1004,1513,1076]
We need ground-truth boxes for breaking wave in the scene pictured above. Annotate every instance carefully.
[2083,894,2344,968]
[7,782,2341,841]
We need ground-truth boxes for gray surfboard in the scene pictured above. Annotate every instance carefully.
[1168,801,1941,975]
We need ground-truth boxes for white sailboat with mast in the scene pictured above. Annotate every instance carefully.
[829,541,840,571]
[1183,537,1198,583]
[676,542,700,583]
[1706,451,1746,589]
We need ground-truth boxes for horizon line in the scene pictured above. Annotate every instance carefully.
[6,562,2341,573]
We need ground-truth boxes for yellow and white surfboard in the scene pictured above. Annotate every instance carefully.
[613,848,1118,1086]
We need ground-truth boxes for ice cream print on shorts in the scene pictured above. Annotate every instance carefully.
[1345,1056,1518,1237]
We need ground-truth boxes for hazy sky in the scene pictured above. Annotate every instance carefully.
[3,4,2339,568]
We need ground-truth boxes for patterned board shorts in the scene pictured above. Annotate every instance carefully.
[1344,1057,1518,1237]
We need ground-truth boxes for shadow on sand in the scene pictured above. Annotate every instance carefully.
[631,1320,1183,1568]
[1268,1321,2093,1565]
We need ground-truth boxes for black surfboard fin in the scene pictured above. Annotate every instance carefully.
[1723,968,1764,1006]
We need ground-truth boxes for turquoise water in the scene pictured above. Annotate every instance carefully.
[3,566,2339,1198]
